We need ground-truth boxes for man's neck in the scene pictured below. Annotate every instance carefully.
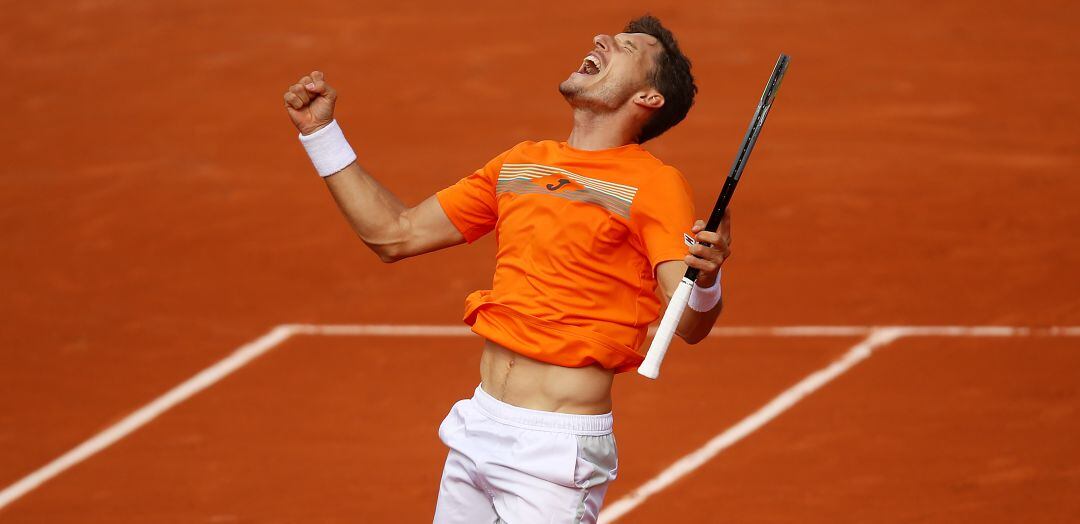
[565,107,641,151]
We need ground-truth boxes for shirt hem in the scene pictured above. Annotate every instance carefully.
[465,300,646,374]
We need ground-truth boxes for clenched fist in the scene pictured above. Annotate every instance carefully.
[283,70,337,135]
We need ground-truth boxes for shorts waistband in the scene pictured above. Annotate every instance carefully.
[472,385,613,436]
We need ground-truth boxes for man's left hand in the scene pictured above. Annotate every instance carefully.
[684,209,732,288]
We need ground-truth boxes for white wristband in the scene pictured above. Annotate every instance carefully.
[298,119,357,177]
[688,269,722,312]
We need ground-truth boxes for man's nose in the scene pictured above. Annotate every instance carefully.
[593,34,612,50]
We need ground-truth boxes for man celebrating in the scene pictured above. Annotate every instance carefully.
[284,15,731,523]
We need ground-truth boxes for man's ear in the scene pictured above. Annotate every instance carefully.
[633,90,665,110]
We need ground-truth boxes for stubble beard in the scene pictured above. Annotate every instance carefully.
[558,77,584,101]
[559,77,622,112]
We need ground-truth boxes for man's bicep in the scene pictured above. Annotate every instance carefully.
[402,194,467,256]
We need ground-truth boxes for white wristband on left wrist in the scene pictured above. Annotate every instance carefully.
[688,269,722,312]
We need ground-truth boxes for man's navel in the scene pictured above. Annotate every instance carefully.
[497,354,516,400]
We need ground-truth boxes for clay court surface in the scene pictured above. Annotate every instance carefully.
[2,1,1078,522]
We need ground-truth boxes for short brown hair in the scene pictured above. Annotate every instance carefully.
[625,15,697,143]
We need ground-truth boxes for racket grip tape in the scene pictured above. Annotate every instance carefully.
[638,278,695,379]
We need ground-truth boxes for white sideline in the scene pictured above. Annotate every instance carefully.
[596,328,905,523]
[284,323,1079,338]
[1,324,1078,514]
[0,325,298,511]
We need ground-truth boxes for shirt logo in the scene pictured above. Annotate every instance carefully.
[545,178,572,191]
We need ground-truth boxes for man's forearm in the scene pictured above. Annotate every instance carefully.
[677,298,723,344]
[656,256,728,346]
[323,162,412,262]
[283,73,426,263]
[287,74,467,263]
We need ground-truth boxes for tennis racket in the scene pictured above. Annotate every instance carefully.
[638,53,790,380]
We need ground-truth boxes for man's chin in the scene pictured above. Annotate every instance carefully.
[558,78,579,98]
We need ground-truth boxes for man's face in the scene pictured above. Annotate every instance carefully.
[559,32,663,110]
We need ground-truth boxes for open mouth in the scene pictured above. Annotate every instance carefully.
[576,54,601,75]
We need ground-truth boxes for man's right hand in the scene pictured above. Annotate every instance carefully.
[283,70,337,135]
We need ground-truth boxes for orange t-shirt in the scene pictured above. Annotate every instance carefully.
[436,140,695,373]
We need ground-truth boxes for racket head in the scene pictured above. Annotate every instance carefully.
[760,54,790,110]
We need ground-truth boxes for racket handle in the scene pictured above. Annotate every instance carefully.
[638,278,694,379]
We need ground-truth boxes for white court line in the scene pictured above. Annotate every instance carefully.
[0,325,298,511]
[287,324,1078,338]
[1054,326,1080,336]
[596,328,905,523]
[1,324,1078,514]
[595,324,1080,522]
[286,323,473,337]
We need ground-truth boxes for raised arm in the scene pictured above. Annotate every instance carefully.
[655,210,732,344]
[283,71,464,263]
[321,165,465,263]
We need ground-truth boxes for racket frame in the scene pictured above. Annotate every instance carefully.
[638,54,790,380]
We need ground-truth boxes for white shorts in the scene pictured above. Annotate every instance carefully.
[433,385,618,523]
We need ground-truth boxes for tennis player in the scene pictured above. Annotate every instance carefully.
[284,15,731,523]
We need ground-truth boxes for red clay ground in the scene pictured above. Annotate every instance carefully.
[623,336,1080,523]
[2,0,1079,522]
[0,336,854,522]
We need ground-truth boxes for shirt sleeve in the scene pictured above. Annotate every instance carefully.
[631,166,696,273]
[435,146,515,243]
